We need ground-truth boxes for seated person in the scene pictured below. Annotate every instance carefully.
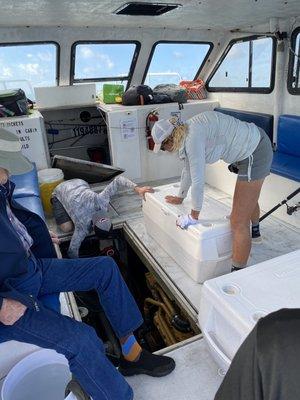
[52,176,153,258]
[215,308,300,400]
[0,129,175,400]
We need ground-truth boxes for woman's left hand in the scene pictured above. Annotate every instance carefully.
[135,186,154,200]
[165,195,184,205]
[49,230,60,245]
[176,214,199,229]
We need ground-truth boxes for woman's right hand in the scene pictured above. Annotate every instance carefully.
[165,195,184,205]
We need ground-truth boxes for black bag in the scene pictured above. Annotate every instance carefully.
[153,84,188,104]
[0,89,29,117]
[122,85,153,106]
[152,92,172,104]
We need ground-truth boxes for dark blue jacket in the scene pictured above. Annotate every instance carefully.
[0,181,57,310]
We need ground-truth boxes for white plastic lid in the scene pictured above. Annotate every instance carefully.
[38,168,64,184]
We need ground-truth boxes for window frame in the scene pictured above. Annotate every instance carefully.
[206,35,277,94]
[287,27,300,95]
[0,40,60,86]
[142,40,214,85]
[70,40,141,89]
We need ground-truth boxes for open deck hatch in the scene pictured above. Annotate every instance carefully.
[52,155,124,184]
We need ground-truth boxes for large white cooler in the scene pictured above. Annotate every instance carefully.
[143,183,232,283]
[198,250,300,372]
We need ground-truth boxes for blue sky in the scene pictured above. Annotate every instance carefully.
[210,37,272,88]
[0,39,273,99]
[144,43,211,86]
[0,43,57,99]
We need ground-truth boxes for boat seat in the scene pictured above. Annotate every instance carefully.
[10,166,40,198]
[214,107,274,142]
[13,195,45,220]
[270,115,300,182]
[10,164,45,220]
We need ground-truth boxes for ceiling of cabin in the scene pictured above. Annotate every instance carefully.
[0,0,299,30]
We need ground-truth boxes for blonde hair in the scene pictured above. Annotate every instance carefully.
[168,118,189,152]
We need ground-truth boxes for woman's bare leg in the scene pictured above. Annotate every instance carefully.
[231,179,264,266]
[251,203,260,224]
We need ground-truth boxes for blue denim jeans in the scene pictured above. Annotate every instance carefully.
[0,256,143,400]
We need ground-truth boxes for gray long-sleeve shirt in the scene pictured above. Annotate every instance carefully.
[178,111,260,211]
[53,175,136,258]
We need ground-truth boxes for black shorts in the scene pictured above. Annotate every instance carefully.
[51,196,72,225]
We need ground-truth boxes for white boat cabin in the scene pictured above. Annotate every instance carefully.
[0,1,299,399]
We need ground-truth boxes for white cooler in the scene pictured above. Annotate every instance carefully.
[198,250,300,372]
[143,183,232,283]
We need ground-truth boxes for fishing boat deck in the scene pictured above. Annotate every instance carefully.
[48,179,300,323]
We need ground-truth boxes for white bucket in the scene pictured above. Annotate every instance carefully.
[38,168,64,184]
[1,349,72,400]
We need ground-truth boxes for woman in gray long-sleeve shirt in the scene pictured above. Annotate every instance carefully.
[151,111,273,271]
[52,176,153,258]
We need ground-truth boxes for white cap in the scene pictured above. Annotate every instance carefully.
[0,128,33,175]
[151,119,175,153]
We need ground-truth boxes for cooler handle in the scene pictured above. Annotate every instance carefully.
[161,207,171,216]
[204,330,231,367]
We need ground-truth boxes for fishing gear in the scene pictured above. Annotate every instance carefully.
[259,187,300,222]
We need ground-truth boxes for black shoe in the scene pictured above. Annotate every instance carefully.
[118,349,176,377]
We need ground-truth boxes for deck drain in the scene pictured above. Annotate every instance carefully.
[218,368,226,377]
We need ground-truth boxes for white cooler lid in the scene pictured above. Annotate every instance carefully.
[147,183,231,237]
[202,250,300,326]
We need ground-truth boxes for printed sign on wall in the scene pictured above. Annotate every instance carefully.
[0,111,50,170]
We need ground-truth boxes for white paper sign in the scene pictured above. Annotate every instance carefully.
[120,118,137,141]
[0,112,50,170]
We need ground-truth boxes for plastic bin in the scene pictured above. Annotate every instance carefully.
[102,84,124,104]
[1,349,71,400]
[198,250,300,372]
[38,168,64,215]
[143,183,232,283]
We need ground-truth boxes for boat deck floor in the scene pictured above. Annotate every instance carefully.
[48,179,299,319]
[115,181,300,318]
[126,337,223,400]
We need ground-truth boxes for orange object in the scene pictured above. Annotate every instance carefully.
[179,79,207,100]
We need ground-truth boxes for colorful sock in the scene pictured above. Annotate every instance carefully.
[121,335,142,362]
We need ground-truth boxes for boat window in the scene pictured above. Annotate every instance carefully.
[71,41,140,95]
[207,36,276,93]
[0,42,59,100]
[287,27,300,95]
[143,41,213,88]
